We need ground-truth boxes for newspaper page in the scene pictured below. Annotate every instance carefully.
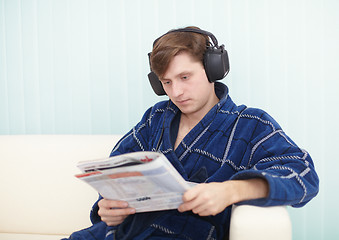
[75,151,194,212]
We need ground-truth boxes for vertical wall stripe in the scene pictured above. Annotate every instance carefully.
[5,0,25,133]
[0,0,9,134]
[69,0,92,134]
[21,0,41,133]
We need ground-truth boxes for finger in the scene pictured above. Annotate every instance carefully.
[194,209,212,217]
[101,214,126,223]
[178,196,203,212]
[99,206,135,218]
[102,215,127,226]
[192,200,226,216]
[190,203,208,215]
[182,184,204,202]
[99,207,136,226]
[108,207,136,216]
[99,199,129,209]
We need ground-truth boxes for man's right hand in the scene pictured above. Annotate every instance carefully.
[98,199,136,226]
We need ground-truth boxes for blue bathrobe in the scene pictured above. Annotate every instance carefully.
[65,82,319,240]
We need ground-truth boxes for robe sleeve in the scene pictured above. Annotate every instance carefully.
[230,108,319,207]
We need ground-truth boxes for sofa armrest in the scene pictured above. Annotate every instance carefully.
[229,205,292,240]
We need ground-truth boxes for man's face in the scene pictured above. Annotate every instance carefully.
[160,52,218,118]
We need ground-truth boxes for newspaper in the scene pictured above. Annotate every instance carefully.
[75,151,194,213]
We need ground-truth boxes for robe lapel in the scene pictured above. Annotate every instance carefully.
[161,95,246,181]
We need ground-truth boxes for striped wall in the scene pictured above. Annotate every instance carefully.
[1,0,338,239]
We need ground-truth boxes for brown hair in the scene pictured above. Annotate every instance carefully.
[150,26,209,79]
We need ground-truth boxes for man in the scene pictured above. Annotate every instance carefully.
[65,27,319,240]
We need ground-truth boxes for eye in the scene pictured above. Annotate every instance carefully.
[181,75,189,80]
[161,80,171,85]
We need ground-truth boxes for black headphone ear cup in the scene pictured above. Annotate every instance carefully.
[148,71,166,96]
[204,48,230,82]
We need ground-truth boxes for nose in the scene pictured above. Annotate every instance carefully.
[171,81,184,98]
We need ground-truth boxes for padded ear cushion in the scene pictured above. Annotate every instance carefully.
[148,71,166,96]
[204,47,230,82]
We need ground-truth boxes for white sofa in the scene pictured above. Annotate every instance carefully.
[0,135,292,240]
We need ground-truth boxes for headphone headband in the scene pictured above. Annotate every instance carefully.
[152,28,219,49]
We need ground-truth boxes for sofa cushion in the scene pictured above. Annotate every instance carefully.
[0,135,121,236]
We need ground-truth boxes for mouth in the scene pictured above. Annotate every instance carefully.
[176,99,190,105]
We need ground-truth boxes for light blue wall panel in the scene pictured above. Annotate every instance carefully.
[1,0,339,239]
[36,0,57,133]
[2,0,25,134]
[68,0,91,133]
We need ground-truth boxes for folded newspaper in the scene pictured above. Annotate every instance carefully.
[75,151,194,213]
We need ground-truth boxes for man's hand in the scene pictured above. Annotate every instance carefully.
[178,179,269,216]
[98,199,136,226]
[178,182,235,216]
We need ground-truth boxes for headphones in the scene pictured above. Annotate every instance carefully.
[148,28,230,96]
